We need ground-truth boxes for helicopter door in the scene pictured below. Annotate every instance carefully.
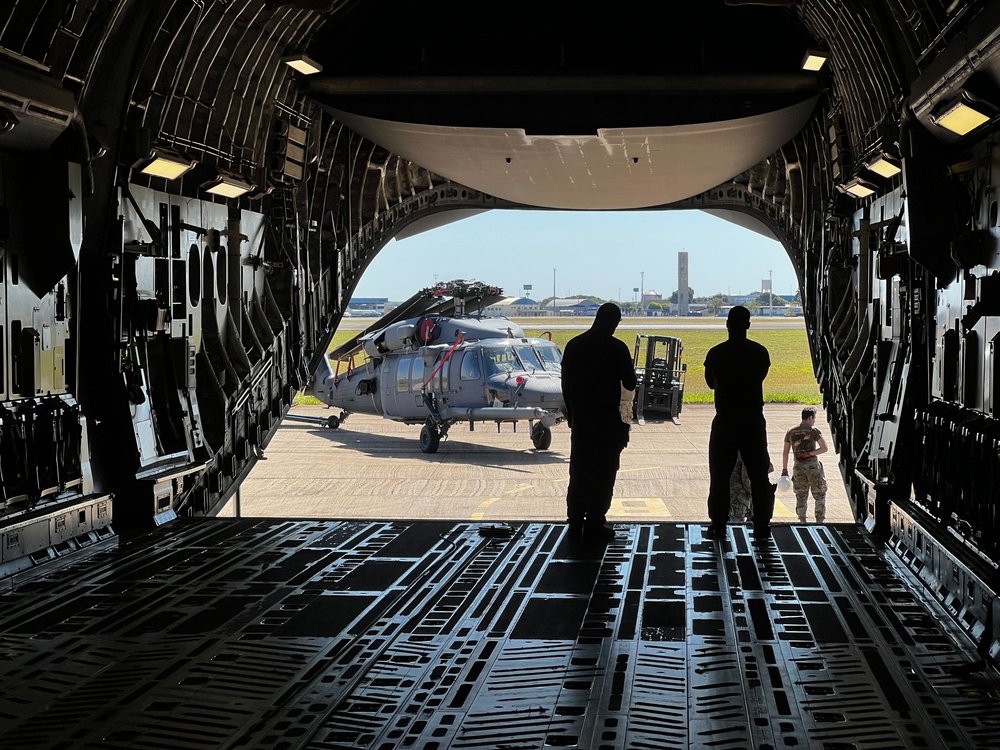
[455,349,482,406]
[382,355,411,416]
[405,357,425,416]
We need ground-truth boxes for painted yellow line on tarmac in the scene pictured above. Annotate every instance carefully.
[471,497,499,521]
[505,485,535,495]
[471,484,550,519]
[772,498,797,517]
[608,498,671,518]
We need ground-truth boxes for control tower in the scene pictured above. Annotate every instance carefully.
[678,251,690,316]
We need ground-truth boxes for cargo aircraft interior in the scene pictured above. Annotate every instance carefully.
[2,1,1000,747]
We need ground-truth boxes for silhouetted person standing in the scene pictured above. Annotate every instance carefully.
[561,303,637,544]
[704,306,775,538]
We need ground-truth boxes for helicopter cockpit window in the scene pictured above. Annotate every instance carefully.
[460,350,482,380]
[534,342,562,372]
[514,344,544,372]
[483,344,521,376]
[397,357,411,392]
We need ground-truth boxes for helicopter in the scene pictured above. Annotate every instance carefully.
[308,280,566,453]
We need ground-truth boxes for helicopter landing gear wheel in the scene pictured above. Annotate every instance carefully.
[419,423,441,454]
[326,415,341,429]
[531,424,552,451]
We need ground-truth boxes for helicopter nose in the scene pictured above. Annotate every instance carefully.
[514,374,563,405]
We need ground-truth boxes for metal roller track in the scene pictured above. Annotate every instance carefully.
[0,520,998,749]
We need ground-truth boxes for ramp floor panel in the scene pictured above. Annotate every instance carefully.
[1,520,998,749]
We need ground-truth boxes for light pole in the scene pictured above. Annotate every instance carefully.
[769,269,773,318]
[552,268,557,317]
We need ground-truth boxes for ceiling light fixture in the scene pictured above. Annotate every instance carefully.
[931,93,993,136]
[801,50,828,72]
[0,107,19,135]
[839,177,877,199]
[864,152,902,178]
[247,186,274,200]
[133,147,197,180]
[282,54,323,75]
[202,172,255,199]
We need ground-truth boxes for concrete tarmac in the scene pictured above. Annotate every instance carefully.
[223,402,855,524]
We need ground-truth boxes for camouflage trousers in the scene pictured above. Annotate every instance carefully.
[792,459,827,522]
[729,464,753,522]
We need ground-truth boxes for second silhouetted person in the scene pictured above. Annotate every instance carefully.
[561,302,637,544]
[704,305,775,539]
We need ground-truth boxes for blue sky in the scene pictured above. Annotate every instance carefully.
[352,209,798,303]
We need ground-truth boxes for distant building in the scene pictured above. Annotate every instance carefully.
[669,302,707,316]
[510,297,543,316]
[721,293,801,316]
[570,299,602,315]
[641,290,663,315]
[717,304,801,317]
[546,298,601,316]
[483,297,517,316]
[483,297,543,317]
[348,297,388,316]
[758,305,801,317]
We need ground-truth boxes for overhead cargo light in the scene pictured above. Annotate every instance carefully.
[931,93,993,136]
[864,151,902,178]
[801,50,828,72]
[0,107,18,134]
[134,147,197,180]
[839,177,877,198]
[202,172,254,198]
[283,54,323,75]
[246,185,274,200]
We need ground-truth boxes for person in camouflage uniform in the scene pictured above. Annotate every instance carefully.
[729,452,775,523]
[781,407,829,522]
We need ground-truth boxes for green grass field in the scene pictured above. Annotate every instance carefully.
[308,317,821,405]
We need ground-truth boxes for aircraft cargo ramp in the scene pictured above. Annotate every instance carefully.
[2,518,999,750]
